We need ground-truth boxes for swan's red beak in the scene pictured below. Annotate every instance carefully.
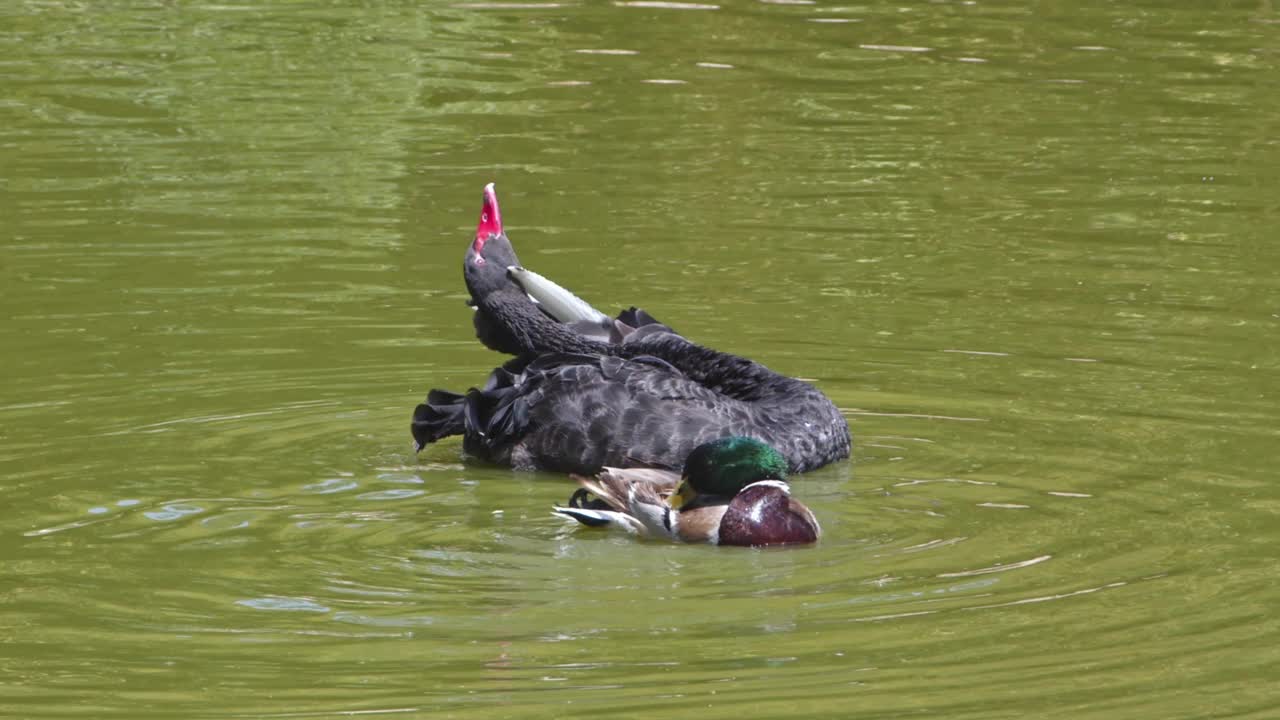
[472,183,503,260]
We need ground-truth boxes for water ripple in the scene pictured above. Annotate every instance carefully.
[4,1,1278,717]
[237,597,331,613]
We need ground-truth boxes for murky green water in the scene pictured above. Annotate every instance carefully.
[3,0,1279,717]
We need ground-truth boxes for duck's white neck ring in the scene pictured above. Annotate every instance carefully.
[742,479,790,493]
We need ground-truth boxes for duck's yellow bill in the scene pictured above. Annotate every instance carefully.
[668,481,695,510]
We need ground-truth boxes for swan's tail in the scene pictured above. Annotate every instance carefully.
[411,389,467,451]
[412,358,533,455]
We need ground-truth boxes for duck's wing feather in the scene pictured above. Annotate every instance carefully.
[571,467,680,508]
[555,475,731,545]
[608,477,674,539]
[566,468,635,512]
[556,467,681,537]
[551,506,646,534]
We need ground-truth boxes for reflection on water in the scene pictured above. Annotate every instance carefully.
[3,0,1279,717]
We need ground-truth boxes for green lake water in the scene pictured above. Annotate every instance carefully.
[3,1,1279,717]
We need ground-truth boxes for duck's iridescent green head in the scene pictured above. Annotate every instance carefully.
[677,437,789,503]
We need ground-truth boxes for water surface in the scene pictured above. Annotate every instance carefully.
[3,1,1279,717]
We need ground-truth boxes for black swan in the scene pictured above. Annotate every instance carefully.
[412,184,851,475]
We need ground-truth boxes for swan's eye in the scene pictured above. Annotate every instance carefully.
[474,256,486,266]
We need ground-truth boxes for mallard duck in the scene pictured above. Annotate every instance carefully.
[553,437,820,546]
[411,184,851,475]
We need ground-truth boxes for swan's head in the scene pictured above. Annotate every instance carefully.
[670,437,790,508]
[465,183,522,297]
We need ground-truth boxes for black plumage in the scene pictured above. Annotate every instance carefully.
[411,185,852,475]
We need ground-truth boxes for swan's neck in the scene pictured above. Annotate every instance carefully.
[477,285,608,356]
